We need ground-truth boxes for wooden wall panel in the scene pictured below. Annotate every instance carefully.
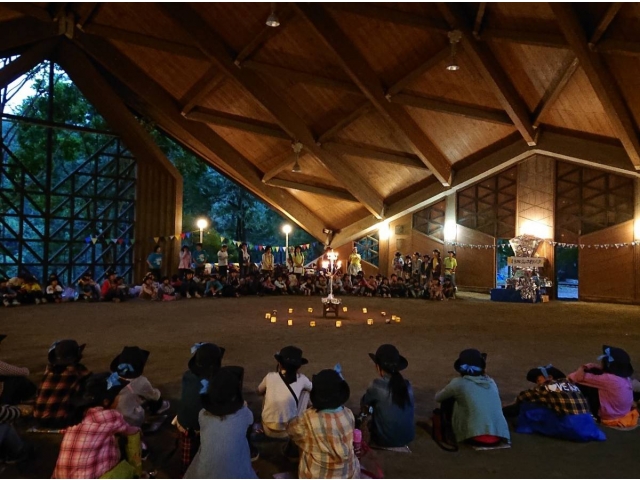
[579,220,635,303]
[517,155,555,240]
[454,225,496,291]
[332,242,379,278]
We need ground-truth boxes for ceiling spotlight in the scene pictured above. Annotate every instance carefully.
[446,30,462,71]
[266,3,280,27]
[291,141,303,173]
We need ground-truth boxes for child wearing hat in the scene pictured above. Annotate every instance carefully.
[34,340,91,429]
[77,272,100,301]
[139,275,157,300]
[52,372,141,479]
[110,347,169,428]
[503,364,605,442]
[184,366,257,479]
[288,369,360,479]
[101,271,126,303]
[362,345,415,448]
[568,345,637,427]
[175,342,225,475]
[258,346,312,439]
[435,349,510,446]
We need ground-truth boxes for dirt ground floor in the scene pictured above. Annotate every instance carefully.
[1,293,639,478]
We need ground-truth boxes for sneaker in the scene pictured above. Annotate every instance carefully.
[12,300,20,306]
[34,298,40,305]
[194,292,201,298]
[156,400,170,414]
[186,293,192,299]
[2,299,9,307]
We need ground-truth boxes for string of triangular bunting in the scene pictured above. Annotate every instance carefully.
[447,240,640,249]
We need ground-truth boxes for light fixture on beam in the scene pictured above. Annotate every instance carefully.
[446,30,462,71]
[266,3,280,27]
[291,141,303,173]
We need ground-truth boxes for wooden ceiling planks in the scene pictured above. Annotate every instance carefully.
[334,109,412,153]
[286,190,371,231]
[482,2,560,30]
[602,54,640,134]
[0,6,24,22]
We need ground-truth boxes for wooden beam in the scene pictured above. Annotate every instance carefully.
[327,3,449,32]
[386,47,449,98]
[0,17,59,55]
[295,3,453,186]
[479,28,569,49]
[322,142,428,170]
[317,103,371,144]
[0,39,58,91]
[472,3,487,39]
[185,107,289,139]
[1,3,52,22]
[597,39,640,57]
[242,60,362,95]
[265,178,358,202]
[550,3,640,170]
[74,32,329,239]
[75,3,101,30]
[589,2,622,48]
[391,93,513,125]
[532,55,579,128]
[262,149,296,183]
[439,3,537,146]
[160,3,385,219]
[179,67,226,115]
[234,6,295,65]
[82,24,205,59]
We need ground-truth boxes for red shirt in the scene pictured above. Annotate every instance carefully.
[100,280,114,297]
[53,407,138,479]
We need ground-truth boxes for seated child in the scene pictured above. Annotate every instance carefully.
[362,345,415,448]
[364,276,377,297]
[377,277,391,298]
[180,270,201,299]
[342,274,353,294]
[219,275,240,298]
[116,277,130,298]
[77,272,99,302]
[435,349,510,446]
[408,279,422,299]
[7,276,26,304]
[1,277,20,307]
[52,372,141,479]
[46,277,64,303]
[0,334,37,405]
[139,275,157,300]
[157,276,176,301]
[176,343,224,475]
[504,364,605,442]
[332,275,346,295]
[403,255,412,281]
[442,278,455,299]
[262,276,277,295]
[315,275,328,296]
[23,276,45,305]
[389,275,402,298]
[395,277,408,298]
[0,403,33,464]
[287,273,300,295]
[288,369,360,479]
[300,277,315,296]
[184,367,257,479]
[430,278,444,301]
[274,275,288,295]
[110,347,169,428]
[568,345,637,427]
[34,340,91,429]
[205,274,223,297]
[101,271,127,303]
[171,274,182,290]
[258,346,312,439]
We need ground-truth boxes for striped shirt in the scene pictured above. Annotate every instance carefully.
[0,405,20,423]
[287,407,360,479]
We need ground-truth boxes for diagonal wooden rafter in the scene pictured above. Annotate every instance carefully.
[0,17,59,56]
[265,179,358,203]
[550,3,640,170]
[438,3,537,146]
[472,3,487,39]
[317,103,371,144]
[322,142,429,170]
[261,148,297,183]
[0,38,59,90]
[479,29,568,49]
[234,5,295,66]
[588,2,622,49]
[532,54,579,128]
[295,2,453,186]
[75,2,101,30]
[1,3,52,22]
[184,107,290,139]
[160,3,385,219]
[179,67,226,115]
[386,47,449,98]
[73,33,330,238]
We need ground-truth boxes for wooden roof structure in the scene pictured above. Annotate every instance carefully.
[2,2,640,245]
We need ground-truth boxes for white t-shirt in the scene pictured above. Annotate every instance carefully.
[258,371,312,424]
[218,250,229,266]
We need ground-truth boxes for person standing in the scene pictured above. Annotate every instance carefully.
[217,244,229,278]
[444,250,458,294]
[146,245,162,279]
[392,252,404,278]
[194,243,208,277]
[261,246,274,276]
[239,243,251,279]
[347,247,362,280]
[292,246,305,279]
[412,252,422,281]
[179,246,192,279]
[431,249,442,282]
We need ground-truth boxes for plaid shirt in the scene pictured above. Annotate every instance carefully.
[287,407,360,479]
[34,364,90,421]
[516,379,591,416]
[53,407,138,479]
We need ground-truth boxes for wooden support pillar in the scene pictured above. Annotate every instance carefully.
[635,179,640,302]
[444,193,457,248]
[378,225,390,277]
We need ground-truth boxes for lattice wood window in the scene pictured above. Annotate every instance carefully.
[456,167,517,238]
[412,199,446,241]
[556,162,634,243]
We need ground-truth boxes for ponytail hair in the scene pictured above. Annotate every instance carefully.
[387,369,411,409]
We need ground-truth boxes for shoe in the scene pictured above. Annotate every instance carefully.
[194,292,201,298]
[186,293,192,299]
[12,300,20,306]
[35,298,40,305]
[250,444,260,462]
[2,299,9,307]
[156,400,170,414]
[41,298,47,304]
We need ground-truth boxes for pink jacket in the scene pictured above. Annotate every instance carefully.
[179,250,192,270]
[568,363,633,420]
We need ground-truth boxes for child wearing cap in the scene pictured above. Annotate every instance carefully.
[288,369,360,479]
[435,349,510,446]
[77,272,99,302]
[52,372,141,479]
[34,340,91,429]
[568,345,637,427]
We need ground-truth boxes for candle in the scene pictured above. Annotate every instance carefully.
[310,321,316,327]
[367,318,373,325]
[342,306,348,312]
[287,319,293,326]
[381,311,386,316]
[272,310,277,316]
[335,320,342,328]
[265,313,271,319]
[362,308,368,313]
[307,307,313,313]
[271,317,277,323]
[288,308,293,314]
[395,317,401,323]
[385,318,391,324]
[391,315,397,321]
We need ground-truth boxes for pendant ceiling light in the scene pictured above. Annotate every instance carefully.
[291,142,303,173]
[266,3,280,27]
[446,30,462,71]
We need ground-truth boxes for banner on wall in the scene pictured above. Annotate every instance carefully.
[508,257,545,268]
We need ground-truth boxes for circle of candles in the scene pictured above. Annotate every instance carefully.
[287,319,293,326]
[342,306,348,312]
[362,308,368,313]
[288,308,293,314]
[367,318,373,325]
[335,320,342,328]
[271,317,277,323]
[310,321,316,327]
[307,307,313,313]
[265,313,271,319]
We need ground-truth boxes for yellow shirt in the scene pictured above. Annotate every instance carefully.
[349,253,361,268]
[262,253,274,271]
[293,253,305,268]
[443,257,457,273]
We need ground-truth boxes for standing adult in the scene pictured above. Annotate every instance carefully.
[239,243,251,279]
[217,244,229,278]
[179,246,192,279]
[347,247,361,279]
[444,250,458,291]
[146,245,162,279]
[392,252,404,278]
[261,246,274,277]
[292,246,305,279]
[193,243,208,277]
[431,249,442,282]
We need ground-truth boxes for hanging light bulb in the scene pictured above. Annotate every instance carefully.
[266,3,280,27]
[291,141,303,173]
[446,30,462,71]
